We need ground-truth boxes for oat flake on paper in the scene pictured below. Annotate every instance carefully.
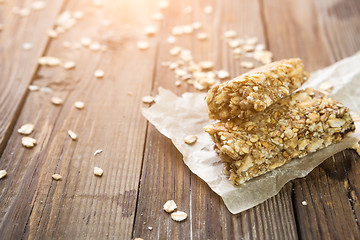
[142,52,360,214]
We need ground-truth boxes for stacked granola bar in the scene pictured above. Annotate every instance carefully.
[205,59,355,185]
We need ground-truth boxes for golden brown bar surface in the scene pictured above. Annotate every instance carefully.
[205,88,355,185]
[205,58,309,120]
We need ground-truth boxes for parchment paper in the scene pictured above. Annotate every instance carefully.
[142,52,360,214]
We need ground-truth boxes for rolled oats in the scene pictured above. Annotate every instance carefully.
[171,211,187,222]
[52,174,62,181]
[22,137,37,148]
[94,167,104,177]
[163,200,177,213]
[0,170,7,179]
[184,135,198,145]
[17,123,34,135]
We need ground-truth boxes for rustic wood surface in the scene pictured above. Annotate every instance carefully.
[0,0,359,239]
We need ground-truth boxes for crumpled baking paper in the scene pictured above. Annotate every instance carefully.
[142,51,360,214]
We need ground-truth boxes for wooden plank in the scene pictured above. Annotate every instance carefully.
[262,0,360,238]
[133,0,298,239]
[0,0,64,154]
[0,0,157,239]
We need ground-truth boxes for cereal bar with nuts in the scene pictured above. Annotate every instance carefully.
[205,58,309,120]
[205,88,355,185]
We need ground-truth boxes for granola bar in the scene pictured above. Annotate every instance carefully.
[205,88,355,185]
[205,58,309,120]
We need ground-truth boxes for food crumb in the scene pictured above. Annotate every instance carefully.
[147,227,153,231]
[94,167,104,177]
[68,130,77,140]
[94,69,105,78]
[17,123,34,135]
[171,211,187,222]
[52,174,62,181]
[137,41,149,50]
[301,201,308,206]
[94,149,103,156]
[22,137,37,148]
[142,95,155,104]
[0,170,7,180]
[51,97,63,105]
[163,200,177,213]
[184,135,198,145]
[74,101,85,109]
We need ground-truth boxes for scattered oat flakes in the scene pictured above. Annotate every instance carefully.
[246,37,258,45]
[184,6,192,14]
[240,61,254,69]
[182,25,193,34]
[196,32,208,40]
[18,8,30,17]
[142,95,155,104]
[167,35,176,44]
[92,0,103,7]
[80,37,92,47]
[148,227,153,231]
[204,5,213,14]
[152,12,163,21]
[175,80,181,87]
[73,11,84,19]
[199,61,214,70]
[22,43,33,50]
[217,70,229,80]
[38,56,62,66]
[22,137,37,148]
[172,26,183,36]
[184,135,198,145]
[243,44,255,52]
[301,201,308,206]
[170,46,182,56]
[192,22,201,30]
[233,48,243,55]
[90,42,101,51]
[94,69,105,78]
[68,130,77,140]
[94,167,104,177]
[47,29,58,38]
[63,61,76,70]
[17,123,34,135]
[224,30,236,38]
[28,85,39,91]
[51,97,63,105]
[158,0,169,9]
[228,39,243,48]
[163,200,177,213]
[137,41,149,50]
[94,149,103,156]
[145,26,157,36]
[171,211,187,222]
[254,50,273,64]
[0,170,7,179]
[63,41,71,48]
[32,1,46,10]
[52,174,62,181]
[74,101,85,109]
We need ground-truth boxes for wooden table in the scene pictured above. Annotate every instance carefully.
[1,0,360,239]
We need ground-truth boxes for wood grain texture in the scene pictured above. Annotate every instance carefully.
[262,0,360,238]
[0,0,157,239]
[133,0,298,239]
[0,0,64,155]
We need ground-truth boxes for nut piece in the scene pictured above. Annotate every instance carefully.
[74,101,85,109]
[22,137,37,148]
[171,211,187,222]
[17,123,34,135]
[0,170,7,180]
[51,97,63,105]
[142,95,155,104]
[52,174,62,181]
[163,200,177,213]
[184,135,198,145]
[68,130,77,140]
[94,167,104,177]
